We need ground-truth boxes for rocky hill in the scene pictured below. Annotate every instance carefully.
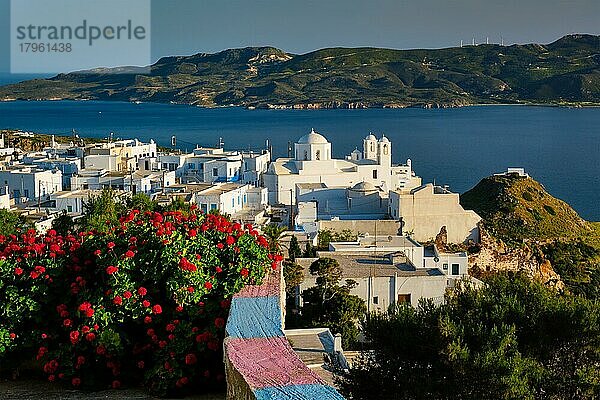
[1,34,599,108]
[460,173,592,244]
[460,173,600,296]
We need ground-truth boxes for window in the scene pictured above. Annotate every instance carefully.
[383,144,389,155]
[232,198,235,207]
[315,150,321,160]
[67,205,73,213]
[398,294,411,304]
[303,150,308,161]
[373,170,378,179]
[213,168,218,177]
[373,296,379,305]
[201,204,208,213]
[210,203,218,210]
[452,264,460,275]
[370,143,374,152]
[443,263,448,270]
[188,163,195,170]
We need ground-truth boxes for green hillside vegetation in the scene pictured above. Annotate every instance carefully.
[461,173,600,300]
[460,174,593,244]
[1,34,599,108]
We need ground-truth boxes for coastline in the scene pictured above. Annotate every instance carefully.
[1,97,600,109]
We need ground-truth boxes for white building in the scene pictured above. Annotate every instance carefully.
[0,167,62,204]
[194,183,267,216]
[295,181,389,225]
[87,139,157,172]
[264,129,421,205]
[71,169,175,195]
[296,234,472,311]
[389,184,481,244]
[0,186,10,209]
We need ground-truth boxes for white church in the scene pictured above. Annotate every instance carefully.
[263,129,422,205]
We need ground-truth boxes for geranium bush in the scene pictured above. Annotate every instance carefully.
[0,207,280,396]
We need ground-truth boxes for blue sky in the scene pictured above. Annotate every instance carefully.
[1,0,599,73]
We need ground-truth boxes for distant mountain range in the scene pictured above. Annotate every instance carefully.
[1,34,599,108]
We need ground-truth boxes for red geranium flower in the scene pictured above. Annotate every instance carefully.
[123,291,132,299]
[14,267,23,276]
[106,266,118,275]
[142,300,151,308]
[137,287,147,296]
[85,332,96,342]
[185,353,197,365]
[152,304,162,314]
[124,250,135,258]
[69,331,80,344]
[113,296,123,306]
[204,281,213,290]
[214,317,225,329]
[71,377,81,387]
[107,242,116,249]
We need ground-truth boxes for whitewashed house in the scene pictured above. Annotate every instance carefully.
[0,167,62,204]
[295,234,473,312]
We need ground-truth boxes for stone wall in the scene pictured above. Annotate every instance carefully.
[318,219,400,236]
[223,268,345,399]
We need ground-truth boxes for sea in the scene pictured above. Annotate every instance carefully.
[0,99,598,221]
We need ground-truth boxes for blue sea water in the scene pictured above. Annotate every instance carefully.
[0,100,598,220]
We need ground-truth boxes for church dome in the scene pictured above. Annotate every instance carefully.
[298,128,329,144]
[350,181,377,192]
[379,135,390,143]
[365,133,377,141]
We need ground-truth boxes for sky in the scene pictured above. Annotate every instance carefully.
[1,0,599,74]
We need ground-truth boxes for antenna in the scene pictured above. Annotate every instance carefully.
[472,36,475,46]
[460,39,463,48]
[501,36,504,46]
[486,37,489,45]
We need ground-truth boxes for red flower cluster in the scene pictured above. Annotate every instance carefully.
[0,206,276,396]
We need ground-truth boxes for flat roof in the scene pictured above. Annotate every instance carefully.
[197,183,246,196]
[296,253,443,279]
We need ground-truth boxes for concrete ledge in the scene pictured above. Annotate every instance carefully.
[224,270,345,399]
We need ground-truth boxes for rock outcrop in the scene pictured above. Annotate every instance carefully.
[469,226,564,289]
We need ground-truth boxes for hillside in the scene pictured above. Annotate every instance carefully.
[460,173,592,244]
[461,173,600,298]
[1,34,599,108]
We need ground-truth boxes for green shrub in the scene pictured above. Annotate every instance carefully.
[522,191,534,201]
[543,204,556,215]
[0,209,277,396]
